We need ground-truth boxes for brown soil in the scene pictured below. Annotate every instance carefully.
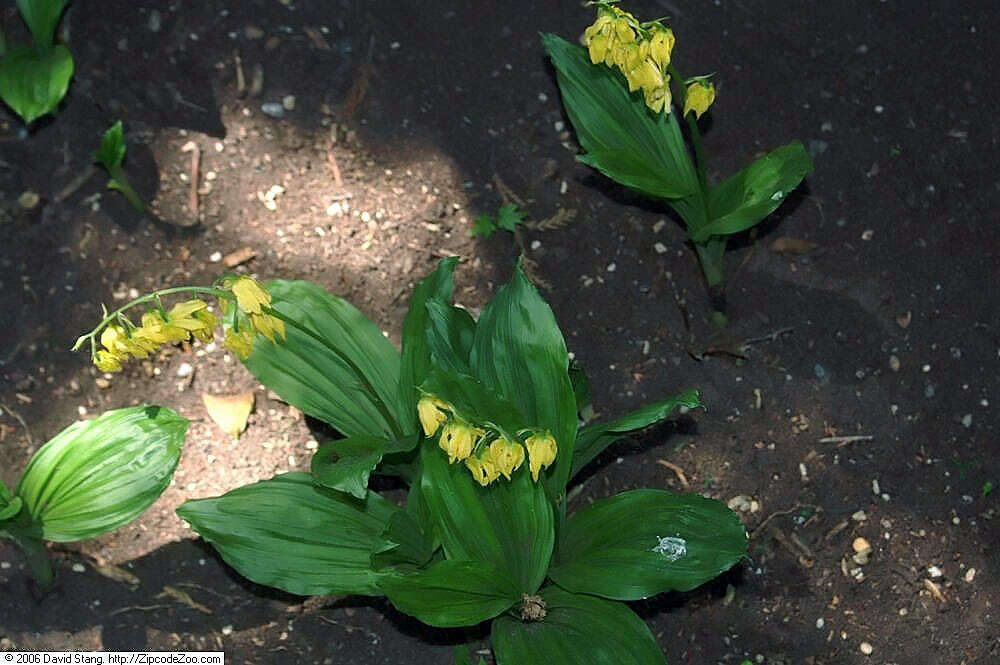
[1,1,997,664]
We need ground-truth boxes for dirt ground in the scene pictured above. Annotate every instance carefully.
[1,1,997,663]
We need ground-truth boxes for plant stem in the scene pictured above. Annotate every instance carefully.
[109,168,147,212]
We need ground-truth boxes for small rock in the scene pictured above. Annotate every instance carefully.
[860,641,873,656]
[18,191,40,210]
[727,495,753,512]
[95,378,111,389]
[852,537,872,555]
[653,242,667,254]
[851,510,868,522]
[261,102,285,118]
[72,563,86,573]
[177,362,194,378]
[889,354,900,372]
[209,251,223,263]
[816,618,824,629]
[221,624,234,636]
[282,95,296,111]
[147,9,162,32]
[245,25,264,40]
[963,568,976,582]
[927,565,943,578]
[961,413,973,428]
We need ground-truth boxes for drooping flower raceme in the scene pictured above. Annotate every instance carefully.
[76,276,285,372]
[417,394,556,486]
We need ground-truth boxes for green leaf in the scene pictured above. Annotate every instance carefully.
[311,434,418,499]
[469,259,577,501]
[425,299,476,375]
[380,559,520,627]
[419,438,554,593]
[568,361,594,424]
[453,646,486,665]
[0,495,23,521]
[692,141,813,243]
[495,204,527,232]
[399,257,459,432]
[469,214,498,238]
[245,279,406,440]
[0,43,73,124]
[16,0,68,50]
[571,389,701,480]
[492,586,666,665]
[370,508,434,571]
[15,406,186,542]
[95,120,126,171]
[176,472,398,596]
[549,489,747,600]
[1,529,52,589]
[542,33,698,201]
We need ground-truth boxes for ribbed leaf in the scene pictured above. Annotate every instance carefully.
[0,44,73,124]
[549,489,747,600]
[419,439,554,593]
[469,259,577,500]
[245,279,405,440]
[425,299,476,375]
[380,560,520,627]
[311,434,419,499]
[492,586,666,665]
[542,33,698,201]
[692,141,813,242]
[176,473,397,596]
[398,257,458,432]
[15,406,186,542]
[95,119,126,171]
[370,509,434,571]
[17,0,68,49]
[571,389,701,480]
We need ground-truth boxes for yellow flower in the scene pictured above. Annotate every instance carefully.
[101,324,155,359]
[648,27,675,69]
[525,431,558,482]
[224,329,255,359]
[465,454,500,487]
[417,395,450,436]
[191,310,218,343]
[438,420,483,464]
[629,58,664,94]
[487,438,526,480]
[613,16,635,43]
[249,312,286,342]
[644,82,672,114]
[587,33,611,64]
[137,311,188,345]
[683,80,716,119]
[94,349,123,373]
[231,277,271,315]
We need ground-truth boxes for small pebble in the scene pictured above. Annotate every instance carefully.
[282,95,296,111]
[927,565,943,578]
[852,537,872,554]
[177,363,194,378]
[860,641,873,655]
[221,625,234,636]
[72,563,86,573]
[961,413,973,428]
[888,355,900,372]
[209,251,223,263]
[18,191,40,210]
[653,242,667,254]
[852,510,868,522]
[963,568,976,583]
[261,102,285,118]
[816,618,824,629]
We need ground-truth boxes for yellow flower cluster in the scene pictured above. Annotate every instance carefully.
[584,5,676,113]
[94,300,216,372]
[221,277,286,359]
[418,395,558,486]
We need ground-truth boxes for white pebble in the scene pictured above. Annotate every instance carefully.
[72,563,86,573]
[221,625,233,636]
[209,251,222,262]
[860,641,873,655]
[653,242,667,254]
[816,618,825,629]
[606,262,616,272]
[176,363,194,378]
[961,413,973,428]
[871,479,880,495]
[963,568,976,582]
[927,565,943,578]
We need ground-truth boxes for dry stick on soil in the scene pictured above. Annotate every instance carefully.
[181,142,200,215]
[54,165,96,204]
[234,50,246,97]
[106,604,171,617]
[749,503,819,540]
[819,434,874,446]
[655,459,690,489]
[0,401,32,446]
[327,150,343,187]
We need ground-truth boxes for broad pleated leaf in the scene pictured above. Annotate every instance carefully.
[571,389,701,480]
[245,280,406,440]
[492,586,666,665]
[15,406,186,542]
[370,509,434,571]
[549,489,747,600]
[17,0,68,49]
[311,434,419,499]
[398,257,458,432]
[380,560,520,627]
[568,361,594,424]
[469,259,577,500]
[419,439,554,593]
[177,473,397,596]
[425,299,476,375]
[691,141,813,242]
[0,44,74,124]
[542,33,698,201]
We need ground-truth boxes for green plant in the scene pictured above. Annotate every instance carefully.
[94,120,147,212]
[0,406,187,588]
[982,481,994,499]
[79,258,747,662]
[0,0,74,125]
[469,203,528,239]
[543,3,813,325]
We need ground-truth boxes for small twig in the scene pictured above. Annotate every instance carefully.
[234,50,246,97]
[492,173,526,207]
[181,142,200,215]
[54,165,96,203]
[750,503,817,540]
[107,604,171,617]
[327,150,343,187]
[0,401,32,446]
[741,326,794,348]
[655,459,690,489]
[819,435,874,446]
